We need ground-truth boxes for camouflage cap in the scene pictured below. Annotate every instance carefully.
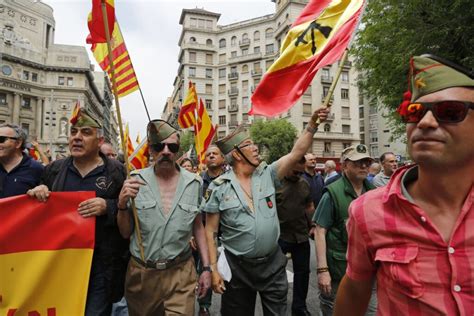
[147,119,177,144]
[215,125,250,155]
[410,54,474,101]
[70,107,101,128]
[341,144,371,162]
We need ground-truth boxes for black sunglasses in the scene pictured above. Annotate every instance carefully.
[151,142,180,153]
[401,101,474,123]
[0,136,18,143]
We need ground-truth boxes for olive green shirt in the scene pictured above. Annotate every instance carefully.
[204,161,281,258]
[129,166,202,261]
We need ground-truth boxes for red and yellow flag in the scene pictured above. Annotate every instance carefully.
[125,123,134,158]
[87,0,115,44]
[129,138,149,170]
[0,192,95,315]
[70,100,81,125]
[250,0,365,117]
[194,99,216,164]
[178,82,198,129]
[28,147,40,161]
[89,21,139,98]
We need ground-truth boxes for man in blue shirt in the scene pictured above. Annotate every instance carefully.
[0,123,43,198]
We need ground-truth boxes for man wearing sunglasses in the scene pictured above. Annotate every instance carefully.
[312,144,377,316]
[0,123,43,198]
[117,119,211,316]
[335,54,474,315]
[203,107,329,315]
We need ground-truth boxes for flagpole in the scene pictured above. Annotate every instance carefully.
[101,0,145,262]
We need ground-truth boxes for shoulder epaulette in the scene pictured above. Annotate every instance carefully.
[212,176,227,186]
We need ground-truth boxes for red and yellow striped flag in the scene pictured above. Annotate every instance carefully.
[178,81,198,129]
[28,147,40,161]
[70,100,81,125]
[125,123,134,158]
[195,99,216,164]
[87,0,115,44]
[250,0,365,117]
[89,21,139,98]
[0,192,95,315]
[129,138,149,170]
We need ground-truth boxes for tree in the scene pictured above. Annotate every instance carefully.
[250,119,298,163]
[178,130,194,157]
[354,0,474,137]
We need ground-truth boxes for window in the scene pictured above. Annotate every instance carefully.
[265,59,273,70]
[342,125,351,133]
[58,76,65,85]
[219,100,226,109]
[359,93,365,105]
[189,37,196,43]
[242,64,249,73]
[21,123,30,137]
[303,103,312,115]
[242,33,248,40]
[242,80,248,92]
[219,53,226,64]
[265,28,274,38]
[341,88,349,100]
[21,97,31,108]
[219,68,226,78]
[205,99,212,109]
[324,124,330,132]
[230,113,237,124]
[206,68,213,78]
[242,97,249,110]
[231,51,237,58]
[205,84,213,94]
[254,30,260,41]
[242,48,248,55]
[324,142,331,153]
[230,98,237,107]
[341,106,350,118]
[198,19,204,28]
[0,93,7,105]
[254,46,260,54]
[360,125,365,132]
[190,18,197,27]
[23,71,29,80]
[231,36,237,46]
[32,73,38,82]
[369,106,378,115]
[341,71,349,82]
[242,113,249,122]
[219,39,226,48]
[359,107,364,119]
[370,131,378,143]
[254,62,261,73]
[206,20,212,29]
[189,67,196,77]
[67,77,73,86]
[219,84,226,94]
[219,115,226,125]
[383,129,390,133]
[189,51,196,63]
[218,131,226,139]
[206,39,213,46]
[322,68,330,78]
[265,44,274,54]
[230,66,237,74]
[206,53,213,64]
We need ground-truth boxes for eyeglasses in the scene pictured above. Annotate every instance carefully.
[0,136,18,144]
[151,142,180,153]
[350,158,372,168]
[401,101,474,123]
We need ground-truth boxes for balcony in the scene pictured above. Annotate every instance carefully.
[181,41,217,52]
[228,105,239,112]
[228,72,239,80]
[265,49,275,56]
[239,38,250,46]
[251,69,262,77]
[316,131,356,140]
[321,76,333,84]
[322,151,336,157]
[228,121,239,128]
[228,88,239,96]
[338,60,352,68]
[325,113,335,121]
[229,52,262,64]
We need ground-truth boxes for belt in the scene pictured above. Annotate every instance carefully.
[236,247,279,265]
[132,250,192,270]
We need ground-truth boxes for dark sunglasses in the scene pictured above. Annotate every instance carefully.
[351,158,372,168]
[151,142,180,153]
[401,101,474,123]
[0,136,18,143]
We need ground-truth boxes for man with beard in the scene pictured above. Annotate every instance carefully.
[27,108,128,316]
[312,144,376,316]
[276,156,314,316]
[117,119,211,316]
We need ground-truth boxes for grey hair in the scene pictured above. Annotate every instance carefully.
[0,123,27,149]
[225,150,236,166]
[325,160,336,169]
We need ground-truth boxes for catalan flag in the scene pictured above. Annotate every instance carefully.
[89,21,139,98]
[0,192,95,315]
[194,99,216,164]
[250,0,365,117]
[87,0,115,44]
[178,82,198,129]
[129,138,149,170]
[125,123,134,158]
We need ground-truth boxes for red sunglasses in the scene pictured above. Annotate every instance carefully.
[401,101,474,123]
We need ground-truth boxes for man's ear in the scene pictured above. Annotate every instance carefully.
[98,136,105,147]
[232,150,241,162]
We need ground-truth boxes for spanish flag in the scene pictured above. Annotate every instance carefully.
[69,100,81,125]
[129,138,149,170]
[250,0,365,117]
[89,21,140,98]
[178,82,198,129]
[194,99,216,164]
[125,123,135,158]
[0,192,95,315]
[87,0,115,44]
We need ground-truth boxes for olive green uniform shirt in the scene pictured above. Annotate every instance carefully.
[129,166,202,261]
[204,161,281,258]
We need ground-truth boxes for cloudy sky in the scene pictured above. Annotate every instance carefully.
[43,0,276,140]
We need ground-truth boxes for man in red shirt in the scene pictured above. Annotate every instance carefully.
[334,54,474,315]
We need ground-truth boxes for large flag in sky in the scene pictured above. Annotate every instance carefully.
[129,138,149,170]
[178,82,198,129]
[194,99,216,164]
[0,192,95,315]
[87,0,115,44]
[89,21,140,98]
[250,0,365,117]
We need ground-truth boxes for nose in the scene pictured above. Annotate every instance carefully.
[417,110,439,129]
[161,143,171,154]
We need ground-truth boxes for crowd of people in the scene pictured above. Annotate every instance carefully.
[1,53,472,316]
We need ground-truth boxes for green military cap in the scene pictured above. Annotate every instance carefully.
[147,119,177,144]
[70,106,101,128]
[341,144,371,162]
[410,54,474,101]
[215,125,250,155]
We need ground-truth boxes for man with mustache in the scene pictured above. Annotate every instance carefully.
[334,54,474,315]
[27,108,128,316]
[116,119,211,316]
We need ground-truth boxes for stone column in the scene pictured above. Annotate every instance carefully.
[35,98,43,139]
[12,93,21,125]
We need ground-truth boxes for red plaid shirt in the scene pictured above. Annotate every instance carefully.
[346,166,474,315]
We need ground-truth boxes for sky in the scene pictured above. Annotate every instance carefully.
[43,0,276,141]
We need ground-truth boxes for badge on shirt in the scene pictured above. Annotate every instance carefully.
[266,197,273,208]
[95,176,112,191]
[204,189,212,201]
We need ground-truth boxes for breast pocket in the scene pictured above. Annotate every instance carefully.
[134,199,157,231]
[177,202,199,230]
[258,187,276,218]
[375,245,424,298]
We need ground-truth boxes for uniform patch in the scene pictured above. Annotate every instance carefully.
[266,197,273,208]
[95,176,111,191]
[204,189,212,201]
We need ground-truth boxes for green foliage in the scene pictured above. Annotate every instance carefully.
[250,119,298,163]
[178,131,194,157]
[354,0,474,138]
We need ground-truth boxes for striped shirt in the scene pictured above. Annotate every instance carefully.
[346,166,474,315]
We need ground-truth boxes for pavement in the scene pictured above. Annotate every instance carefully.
[203,241,322,316]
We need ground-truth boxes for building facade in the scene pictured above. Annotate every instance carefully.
[0,0,118,157]
[164,0,362,160]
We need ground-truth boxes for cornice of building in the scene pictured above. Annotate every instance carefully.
[1,53,90,73]
[179,8,221,25]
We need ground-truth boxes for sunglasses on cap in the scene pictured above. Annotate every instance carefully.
[0,136,18,143]
[401,101,474,123]
[150,142,180,153]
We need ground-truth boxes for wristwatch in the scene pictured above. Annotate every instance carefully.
[202,266,212,273]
